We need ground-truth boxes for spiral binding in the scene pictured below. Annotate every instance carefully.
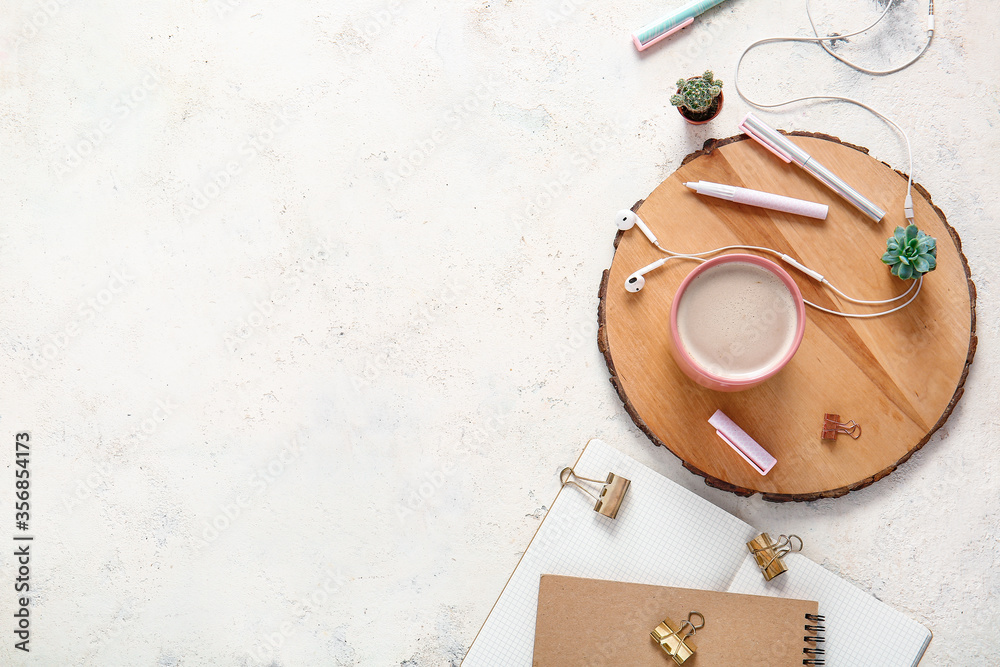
[803,613,826,665]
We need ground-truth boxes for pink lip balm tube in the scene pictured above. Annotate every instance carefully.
[685,181,829,220]
[708,409,777,475]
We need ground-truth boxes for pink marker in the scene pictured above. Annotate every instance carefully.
[685,181,829,220]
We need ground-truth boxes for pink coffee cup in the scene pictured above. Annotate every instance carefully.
[668,254,806,392]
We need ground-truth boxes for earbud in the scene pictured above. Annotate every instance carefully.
[615,209,659,247]
[617,210,668,292]
[625,257,669,293]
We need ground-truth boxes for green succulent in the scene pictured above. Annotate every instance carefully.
[882,224,937,280]
[670,71,723,113]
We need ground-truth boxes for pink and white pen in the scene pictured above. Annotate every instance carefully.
[684,180,829,220]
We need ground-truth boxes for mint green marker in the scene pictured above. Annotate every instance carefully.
[632,0,732,51]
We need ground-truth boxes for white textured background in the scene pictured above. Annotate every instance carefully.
[0,0,997,664]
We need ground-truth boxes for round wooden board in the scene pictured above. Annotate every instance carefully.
[598,133,977,502]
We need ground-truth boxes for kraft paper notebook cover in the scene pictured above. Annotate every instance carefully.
[533,575,820,666]
[461,439,931,667]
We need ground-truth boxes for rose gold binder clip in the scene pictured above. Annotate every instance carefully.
[559,466,630,519]
[747,533,803,581]
[821,414,861,441]
[650,611,705,665]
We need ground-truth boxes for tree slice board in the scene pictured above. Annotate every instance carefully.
[598,133,977,501]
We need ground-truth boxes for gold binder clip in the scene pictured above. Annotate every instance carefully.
[559,467,630,519]
[821,413,861,441]
[747,533,803,581]
[650,611,704,665]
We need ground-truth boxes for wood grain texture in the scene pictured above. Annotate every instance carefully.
[598,133,977,502]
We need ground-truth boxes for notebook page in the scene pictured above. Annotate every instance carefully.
[462,439,758,666]
[728,553,932,667]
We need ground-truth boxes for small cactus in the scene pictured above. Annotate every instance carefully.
[882,224,937,280]
[670,71,723,113]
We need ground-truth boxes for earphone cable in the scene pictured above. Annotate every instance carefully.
[805,276,923,318]
[734,0,935,222]
[651,241,920,313]
[626,2,937,316]
[805,0,934,76]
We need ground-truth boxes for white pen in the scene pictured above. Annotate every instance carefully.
[684,180,829,220]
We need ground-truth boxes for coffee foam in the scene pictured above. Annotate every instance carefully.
[676,261,798,379]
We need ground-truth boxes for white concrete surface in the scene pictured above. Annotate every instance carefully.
[1,0,997,664]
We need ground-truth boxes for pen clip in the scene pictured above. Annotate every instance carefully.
[738,120,791,164]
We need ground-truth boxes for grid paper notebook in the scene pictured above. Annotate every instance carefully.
[461,439,931,667]
[730,554,932,667]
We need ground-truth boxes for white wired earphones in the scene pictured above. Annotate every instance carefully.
[735,0,936,224]
[616,209,923,319]
[617,1,937,317]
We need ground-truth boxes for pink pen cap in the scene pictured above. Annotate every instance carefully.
[632,17,693,51]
